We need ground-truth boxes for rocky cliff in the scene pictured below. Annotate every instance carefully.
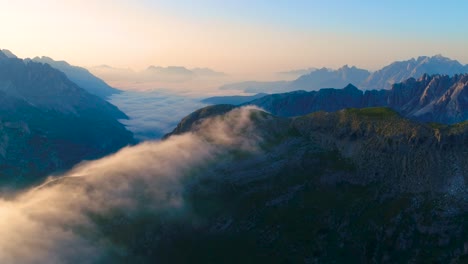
[362,55,468,89]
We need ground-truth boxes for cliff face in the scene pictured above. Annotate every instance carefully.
[0,52,134,188]
[246,74,468,124]
[387,74,468,123]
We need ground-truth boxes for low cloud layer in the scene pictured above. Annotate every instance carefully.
[0,106,263,263]
[108,90,207,140]
[89,65,230,92]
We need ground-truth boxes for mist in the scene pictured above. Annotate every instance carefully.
[0,106,263,263]
[89,65,233,94]
[108,90,207,140]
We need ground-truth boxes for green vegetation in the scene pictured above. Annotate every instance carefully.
[427,122,447,129]
[344,107,400,119]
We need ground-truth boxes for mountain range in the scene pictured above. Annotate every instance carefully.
[0,50,134,188]
[243,74,468,124]
[0,48,467,262]
[362,55,468,89]
[220,55,468,93]
[30,56,120,98]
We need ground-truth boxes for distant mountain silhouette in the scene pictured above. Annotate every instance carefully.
[219,55,468,93]
[362,55,468,89]
[31,56,120,98]
[291,65,370,91]
[89,64,227,85]
[219,80,289,93]
[277,67,317,79]
[0,51,134,188]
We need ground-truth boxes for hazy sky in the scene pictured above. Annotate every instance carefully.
[1,0,468,78]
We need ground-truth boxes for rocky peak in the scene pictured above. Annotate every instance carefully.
[343,83,359,91]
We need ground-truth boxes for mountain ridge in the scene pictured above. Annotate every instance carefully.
[0,52,135,188]
[31,55,120,99]
[243,74,468,124]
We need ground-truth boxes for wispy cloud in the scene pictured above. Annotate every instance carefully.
[0,106,263,263]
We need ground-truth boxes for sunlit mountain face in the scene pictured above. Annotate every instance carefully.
[1,1,468,263]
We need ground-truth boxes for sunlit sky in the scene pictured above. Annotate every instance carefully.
[1,0,468,79]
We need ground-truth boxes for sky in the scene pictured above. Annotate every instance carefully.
[1,0,468,79]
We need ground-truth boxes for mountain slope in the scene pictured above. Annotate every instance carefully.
[31,56,120,98]
[156,106,468,263]
[0,52,134,188]
[245,74,468,124]
[2,105,465,263]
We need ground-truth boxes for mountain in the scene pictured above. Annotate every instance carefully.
[362,55,468,89]
[219,66,370,94]
[0,51,134,188]
[219,80,289,93]
[145,65,195,82]
[158,105,468,263]
[88,65,227,90]
[164,104,237,138]
[245,74,468,124]
[191,67,227,77]
[31,56,120,98]
[385,74,468,123]
[0,49,17,58]
[3,104,466,262]
[201,93,268,105]
[244,84,363,116]
[218,55,468,93]
[277,67,317,79]
[291,65,371,90]
[218,66,370,93]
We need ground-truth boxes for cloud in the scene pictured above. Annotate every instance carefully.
[108,90,207,140]
[0,106,263,263]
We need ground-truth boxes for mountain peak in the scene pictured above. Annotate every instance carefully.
[0,49,17,59]
[343,83,359,90]
[432,54,449,60]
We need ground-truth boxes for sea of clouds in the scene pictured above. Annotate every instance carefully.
[108,90,207,140]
